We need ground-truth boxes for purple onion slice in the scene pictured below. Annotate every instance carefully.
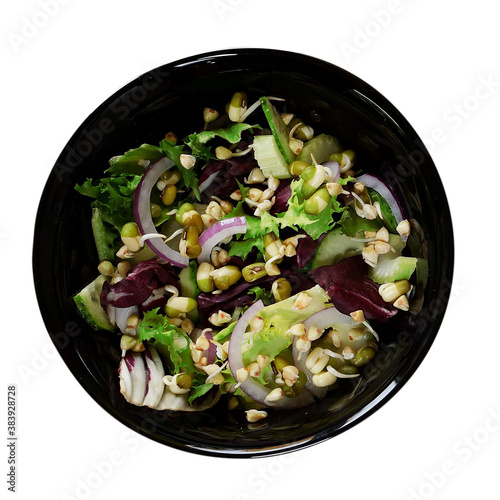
[322,160,340,182]
[357,173,408,240]
[133,157,189,268]
[197,216,247,264]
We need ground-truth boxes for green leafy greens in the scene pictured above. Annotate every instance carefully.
[185,123,261,163]
[227,177,347,259]
[276,178,346,239]
[138,309,213,405]
[248,286,273,305]
[160,138,201,201]
[241,285,331,366]
[75,173,143,260]
[105,144,163,176]
[337,205,382,236]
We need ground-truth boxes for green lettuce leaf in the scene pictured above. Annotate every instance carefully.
[248,286,273,305]
[227,213,269,259]
[76,169,143,260]
[185,123,261,163]
[159,138,184,166]
[213,321,236,343]
[259,211,280,236]
[188,383,214,404]
[138,309,220,405]
[228,177,348,256]
[227,238,260,260]
[277,178,346,239]
[188,123,259,148]
[75,174,142,227]
[226,190,279,259]
[139,309,197,374]
[241,285,331,365]
[224,205,258,257]
[105,144,164,175]
[160,139,200,201]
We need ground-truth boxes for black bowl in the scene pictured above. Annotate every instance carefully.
[33,48,454,457]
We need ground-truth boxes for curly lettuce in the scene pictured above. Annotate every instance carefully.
[241,285,331,366]
[138,309,213,404]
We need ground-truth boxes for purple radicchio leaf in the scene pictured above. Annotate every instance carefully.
[197,269,315,327]
[101,258,180,309]
[309,255,397,322]
[199,154,258,202]
[291,233,325,269]
[270,179,291,215]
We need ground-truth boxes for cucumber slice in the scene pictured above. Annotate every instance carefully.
[73,275,115,331]
[179,261,200,323]
[312,227,366,269]
[297,134,343,164]
[312,229,405,271]
[386,234,406,256]
[253,135,292,179]
[367,234,414,284]
[368,256,417,285]
[339,206,382,236]
[260,97,296,164]
[410,258,429,314]
[179,261,200,300]
[128,245,157,266]
[91,205,119,262]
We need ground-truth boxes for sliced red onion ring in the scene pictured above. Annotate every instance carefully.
[198,171,220,194]
[293,307,356,399]
[322,160,340,182]
[197,216,247,264]
[133,157,189,268]
[357,173,407,239]
[228,300,314,409]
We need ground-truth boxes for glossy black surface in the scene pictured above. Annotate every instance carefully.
[33,48,454,457]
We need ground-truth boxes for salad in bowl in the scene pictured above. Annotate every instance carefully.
[73,91,426,422]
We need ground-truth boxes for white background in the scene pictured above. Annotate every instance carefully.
[2,1,499,499]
